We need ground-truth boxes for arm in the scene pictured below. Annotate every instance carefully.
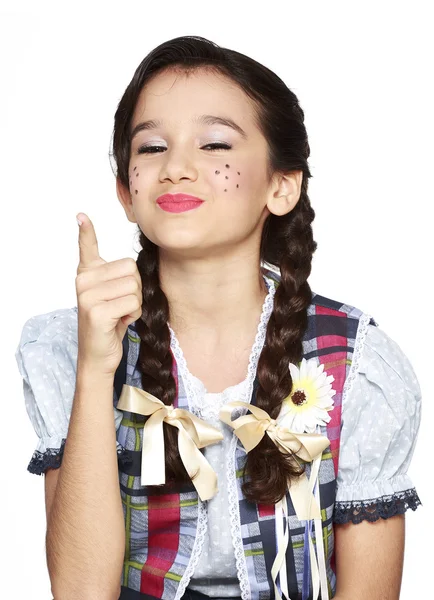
[333,514,405,600]
[46,366,125,600]
[331,323,422,599]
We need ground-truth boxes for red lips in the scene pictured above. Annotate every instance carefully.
[156,193,204,204]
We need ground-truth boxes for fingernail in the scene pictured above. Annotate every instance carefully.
[76,214,83,226]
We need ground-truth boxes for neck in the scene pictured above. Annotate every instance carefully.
[159,253,269,340]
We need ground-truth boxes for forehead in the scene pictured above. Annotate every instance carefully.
[131,68,258,130]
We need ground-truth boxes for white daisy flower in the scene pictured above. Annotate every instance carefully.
[277,357,336,434]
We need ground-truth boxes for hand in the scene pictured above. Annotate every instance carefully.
[75,213,142,378]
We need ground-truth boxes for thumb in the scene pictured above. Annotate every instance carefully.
[77,212,105,269]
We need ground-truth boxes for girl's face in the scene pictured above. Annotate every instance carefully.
[118,68,287,259]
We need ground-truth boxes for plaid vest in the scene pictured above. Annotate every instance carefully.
[114,268,377,600]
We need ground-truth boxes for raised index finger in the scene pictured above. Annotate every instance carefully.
[77,212,104,268]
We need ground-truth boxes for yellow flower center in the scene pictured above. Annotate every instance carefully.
[286,377,319,413]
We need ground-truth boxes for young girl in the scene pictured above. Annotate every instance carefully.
[15,36,422,600]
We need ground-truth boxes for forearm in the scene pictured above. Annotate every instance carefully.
[47,365,125,599]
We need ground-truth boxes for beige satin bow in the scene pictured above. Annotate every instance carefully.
[117,384,224,501]
[220,400,331,600]
[219,401,330,520]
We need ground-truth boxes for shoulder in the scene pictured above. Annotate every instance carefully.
[15,306,79,376]
[18,306,78,343]
[310,291,377,324]
[358,324,421,394]
[308,291,420,398]
[263,266,376,328]
[17,306,78,350]
[304,292,377,350]
[340,320,422,449]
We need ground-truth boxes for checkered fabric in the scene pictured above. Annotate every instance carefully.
[114,268,377,600]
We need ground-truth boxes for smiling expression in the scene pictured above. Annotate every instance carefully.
[118,68,279,258]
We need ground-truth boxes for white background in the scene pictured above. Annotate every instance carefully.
[1,1,432,598]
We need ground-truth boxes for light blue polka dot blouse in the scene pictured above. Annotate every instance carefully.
[15,304,422,596]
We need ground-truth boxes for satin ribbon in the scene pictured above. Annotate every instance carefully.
[313,467,330,600]
[117,384,224,501]
[219,401,331,600]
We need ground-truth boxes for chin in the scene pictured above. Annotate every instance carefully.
[146,232,207,258]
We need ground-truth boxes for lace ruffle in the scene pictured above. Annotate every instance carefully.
[168,322,215,598]
[341,311,372,411]
[169,274,276,599]
[27,438,67,475]
[228,276,276,600]
[28,439,133,475]
[333,488,422,524]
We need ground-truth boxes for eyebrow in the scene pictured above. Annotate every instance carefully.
[130,114,248,141]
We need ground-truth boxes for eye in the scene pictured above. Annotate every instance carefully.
[136,142,232,155]
[202,142,232,151]
[137,145,166,154]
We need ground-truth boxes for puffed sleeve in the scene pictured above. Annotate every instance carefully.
[333,322,422,524]
[15,307,124,475]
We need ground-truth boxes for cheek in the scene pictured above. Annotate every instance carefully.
[212,162,244,193]
[129,165,143,197]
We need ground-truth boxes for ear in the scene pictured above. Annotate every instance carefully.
[266,170,303,217]
[116,177,137,223]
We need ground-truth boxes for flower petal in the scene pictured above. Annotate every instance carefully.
[299,358,308,380]
[289,362,300,381]
[306,359,319,380]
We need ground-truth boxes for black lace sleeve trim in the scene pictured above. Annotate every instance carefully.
[27,439,133,475]
[27,438,67,475]
[333,488,422,524]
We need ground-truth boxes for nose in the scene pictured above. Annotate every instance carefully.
[159,145,199,185]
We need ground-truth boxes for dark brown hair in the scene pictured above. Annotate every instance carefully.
[110,35,317,504]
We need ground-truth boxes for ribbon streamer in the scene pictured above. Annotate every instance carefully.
[271,496,290,600]
[219,401,330,600]
[117,384,224,501]
[313,468,330,600]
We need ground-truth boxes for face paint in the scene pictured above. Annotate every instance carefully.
[215,170,220,175]
[225,175,229,179]
[225,164,230,168]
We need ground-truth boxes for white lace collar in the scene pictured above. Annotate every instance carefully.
[168,274,276,419]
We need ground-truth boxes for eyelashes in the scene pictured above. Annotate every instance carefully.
[137,142,232,155]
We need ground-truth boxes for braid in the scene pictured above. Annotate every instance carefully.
[243,188,317,504]
[135,233,191,487]
[132,187,317,502]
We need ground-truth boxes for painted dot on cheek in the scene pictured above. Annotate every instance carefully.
[237,171,240,175]
[135,190,138,194]
[134,166,137,171]
[224,189,227,192]
[225,176,229,179]
[136,173,139,177]
[215,170,220,175]
[225,164,230,168]
[236,184,239,188]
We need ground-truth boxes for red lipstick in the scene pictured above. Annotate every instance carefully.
[156,193,204,213]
